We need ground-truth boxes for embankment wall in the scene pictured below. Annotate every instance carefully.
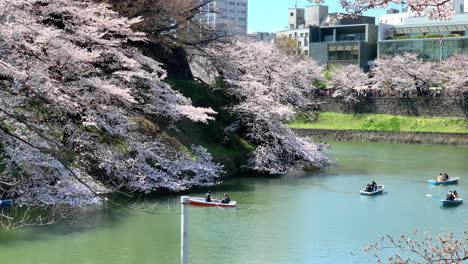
[294,128,468,145]
[316,97,468,118]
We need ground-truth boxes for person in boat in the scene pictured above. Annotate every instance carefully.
[365,184,372,192]
[205,191,212,202]
[437,173,443,182]
[370,181,377,192]
[221,193,231,204]
[453,190,458,199]
[446,191,455,201]
[443,173,449,181]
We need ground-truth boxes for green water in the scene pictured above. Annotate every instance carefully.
[0,142,467,264]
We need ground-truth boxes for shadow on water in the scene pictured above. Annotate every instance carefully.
[0,205,131,246]
[439,204,464,210]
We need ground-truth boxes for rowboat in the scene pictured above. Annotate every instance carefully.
[440,198,463,206]
[428,177,459,185]
[360,184,384,196]
[188,197,236,207]
[0,199,12,208]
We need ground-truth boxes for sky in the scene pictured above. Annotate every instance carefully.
[247,0,401,32]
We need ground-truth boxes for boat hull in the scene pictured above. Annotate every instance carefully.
[428,177,459,185]
[0,199,12,208]
[440,199,463,206]
[360,185,384,196]
[188,198,236,207]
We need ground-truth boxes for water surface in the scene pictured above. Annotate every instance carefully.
[0,141,466,263]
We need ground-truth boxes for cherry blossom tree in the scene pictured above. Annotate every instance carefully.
[362,230,468,264]
[96,0,223,47]
[0,0,222,216]
[371,53,441,96]
[439,54,468,97]
[327,64,370,102]
[308,0,457,20]
[193,38,333,174]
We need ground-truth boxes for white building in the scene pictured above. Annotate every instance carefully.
[378,8,410,26]
[199,0,248,36]
[276,6,329,56]
[378,0,468,26]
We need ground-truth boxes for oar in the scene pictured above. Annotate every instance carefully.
[426,194,443,199]
[210,199,224,210]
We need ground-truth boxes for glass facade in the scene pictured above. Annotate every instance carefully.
[378,37,468,61]
[328,43,359,61]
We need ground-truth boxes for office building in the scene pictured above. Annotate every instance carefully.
[276,6,330,56]
[276,6,378,70]
[251,32,277,42]
[199,0,248,36]
[309,15,378,71]
[378,0,468,26]
[378,13,468,61]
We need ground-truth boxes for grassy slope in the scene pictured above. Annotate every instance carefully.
[289,112,468,134]
[163,79,255,172]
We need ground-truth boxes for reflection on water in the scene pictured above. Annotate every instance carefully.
[0,141,466,264]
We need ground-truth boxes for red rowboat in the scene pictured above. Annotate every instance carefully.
[188,197,237,207]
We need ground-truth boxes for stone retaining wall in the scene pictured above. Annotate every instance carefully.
[294,128,468,145]
[317,97,468,118]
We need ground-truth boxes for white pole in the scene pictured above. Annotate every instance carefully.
[181,196,190,264]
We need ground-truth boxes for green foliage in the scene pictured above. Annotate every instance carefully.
[389,34,461,40]
[289,112,468,134]
[163,79,255,172]
[273,35,302,55]
[99,134,131,154]
[322,69,332,81]
[425,33,441,38]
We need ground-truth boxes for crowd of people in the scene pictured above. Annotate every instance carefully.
[317,87,447,98]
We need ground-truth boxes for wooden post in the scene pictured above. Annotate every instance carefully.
[181,196,190,264]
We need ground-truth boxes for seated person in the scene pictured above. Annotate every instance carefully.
[205,191,212,202]
[437,173,443,182]
[453,190,458,199]
[370,181,377,191]
[443,173,449,181]
[446,191,455,201]
[221,193,231,204]
[365,184,372,192]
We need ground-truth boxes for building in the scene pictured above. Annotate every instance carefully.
[276,26,311,55]
[378,8,411,26]
[276,5,378,70]
[276,6,330,56]
[199,0,248,36]
[308,9,378,71]
[253,32,277,42]
[275,6,330,55]
[378,0,468,26]
[378,13,468,60]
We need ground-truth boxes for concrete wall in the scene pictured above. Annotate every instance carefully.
[309,42,328,65]
[316,97,468,118]
[294,128,468,145]
[288,8,305,29]
[305,5,328,26]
